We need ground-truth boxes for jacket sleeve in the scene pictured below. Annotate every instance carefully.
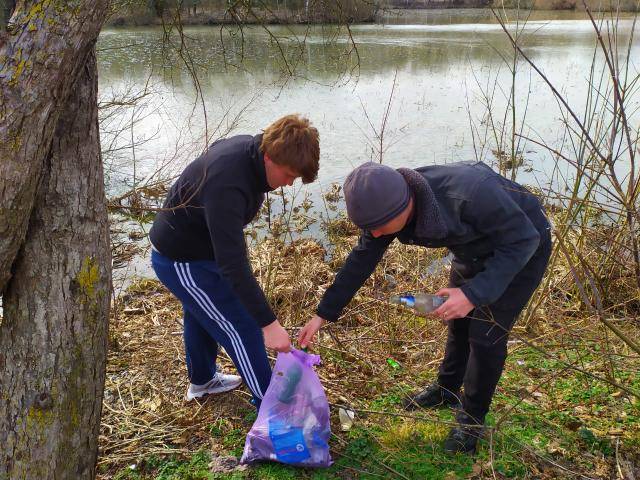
[459,178,540,307]
[204,185,276,328]
[317,231,394,322]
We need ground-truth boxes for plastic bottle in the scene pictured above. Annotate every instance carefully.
[269,362,310,464]
[389,293,446,314]
[277,362,303,404]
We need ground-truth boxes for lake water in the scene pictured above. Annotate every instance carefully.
[97,9,639,284]
[97,8,639,202]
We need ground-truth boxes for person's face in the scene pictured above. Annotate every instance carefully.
[369,197,414,238]
[264,155,300,189]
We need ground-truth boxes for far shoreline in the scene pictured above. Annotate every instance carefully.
[105,5,638,28]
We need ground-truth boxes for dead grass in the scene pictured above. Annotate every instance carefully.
[97,228,453,476]
[98,215,640,479]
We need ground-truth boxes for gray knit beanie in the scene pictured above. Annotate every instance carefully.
[344,163,410,230]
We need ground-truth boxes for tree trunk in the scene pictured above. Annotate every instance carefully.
[0,0,109,293]
[0,46,111,479]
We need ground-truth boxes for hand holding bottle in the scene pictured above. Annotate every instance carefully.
[433,287,474,322]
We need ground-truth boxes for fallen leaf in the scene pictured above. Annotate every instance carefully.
[140,396,161,412]
[470,462,482,477]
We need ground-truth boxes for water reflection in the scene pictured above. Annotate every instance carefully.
[97,9,639,198]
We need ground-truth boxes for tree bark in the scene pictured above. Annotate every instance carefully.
[0,47,111,479]
[0,0,110,293]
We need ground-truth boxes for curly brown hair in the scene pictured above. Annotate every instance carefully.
[260,115,320,184]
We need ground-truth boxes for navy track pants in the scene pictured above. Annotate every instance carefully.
[151,249,272,406]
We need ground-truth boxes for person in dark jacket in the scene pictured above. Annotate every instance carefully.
[298,161,551,453]
[150,114,319,407]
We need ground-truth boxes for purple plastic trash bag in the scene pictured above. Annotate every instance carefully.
[241,349,332,467]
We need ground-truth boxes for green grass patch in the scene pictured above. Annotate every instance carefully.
[113,451,212,480]
[110,341,638,479]
[250,463,306,479]
[368,384,413,410]
[208,417,250,457]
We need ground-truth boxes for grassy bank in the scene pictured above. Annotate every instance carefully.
[106,5,638,27]
[98,200,639,479]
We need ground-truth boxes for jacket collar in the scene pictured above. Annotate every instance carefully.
[397,167,447,239]
[252,134,273,193]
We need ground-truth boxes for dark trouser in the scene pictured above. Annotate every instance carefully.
[151,249,272,408]
[437,233,551,424]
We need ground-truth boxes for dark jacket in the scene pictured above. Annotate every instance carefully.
[317,161,550,322]
[149,134,276,327]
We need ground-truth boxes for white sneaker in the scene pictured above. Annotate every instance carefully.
[185,372,243,401]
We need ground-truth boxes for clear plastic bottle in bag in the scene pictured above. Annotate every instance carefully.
[389,293,446,314]
[268,364,309,463]
[277,362,303,404]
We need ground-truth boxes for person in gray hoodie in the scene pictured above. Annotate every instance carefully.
[298,161,551,454]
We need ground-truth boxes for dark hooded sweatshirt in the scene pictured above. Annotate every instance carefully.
[149,134,276,327]
[317,161,551,322]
